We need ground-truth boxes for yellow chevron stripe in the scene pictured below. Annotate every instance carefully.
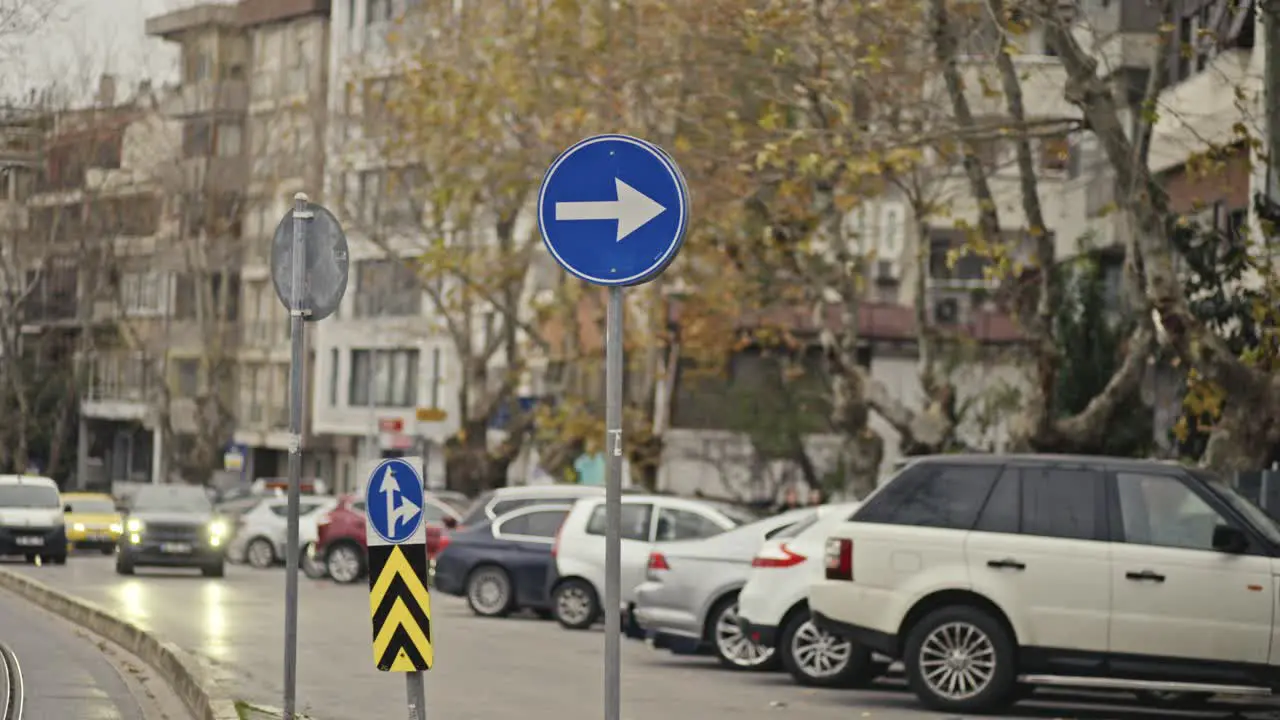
[373,597,435,670]
[369,545,433,613]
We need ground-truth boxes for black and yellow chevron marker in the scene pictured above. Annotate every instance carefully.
[367,543,433,672]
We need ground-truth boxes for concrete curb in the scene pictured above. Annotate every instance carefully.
[0,567,240,720]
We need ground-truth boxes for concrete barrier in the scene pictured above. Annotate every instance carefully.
[0,567,240,720]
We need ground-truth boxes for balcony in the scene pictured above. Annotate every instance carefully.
[160,79,249,117]
[145,4,239,40]
[84,352,152,421]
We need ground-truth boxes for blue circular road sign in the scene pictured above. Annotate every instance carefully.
[537,134,690,287]
[365,458,425,545]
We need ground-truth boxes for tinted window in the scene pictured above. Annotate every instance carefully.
[131,485,212,513]
[1020,467,1101,541]
[974,469,1020,534]
[67,498,115,514]
[655,507,725,541]
[858,464,1000,530]
[586,503,652,541]
[268,501,325,518]
[1116,472,1228,551]
[0,484,59,509]
[498,509,568,538]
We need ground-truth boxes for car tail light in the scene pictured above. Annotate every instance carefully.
[551,523,564,559]
[647,552,670,571]
[751,543,807,568]
[436,532,451,555]
[825,538,853,581]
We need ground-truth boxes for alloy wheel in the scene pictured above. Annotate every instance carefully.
[714,603,774,668]
[918,621,997,701]
[467,570,510,615]
[327,545,362,584]
[556,585,592,626]
[247,539,275,568]
[790,619,852,678]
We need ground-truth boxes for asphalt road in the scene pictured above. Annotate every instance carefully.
[4,555,1279,720]
[0,581,167,720]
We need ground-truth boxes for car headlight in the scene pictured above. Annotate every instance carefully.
[208,520,228,538]
[109,523,123,534]
[73,523,85,532]
[126,518,144,533]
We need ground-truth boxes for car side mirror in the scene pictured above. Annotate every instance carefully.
[1212,524,1249,554]
[443,516,458,530]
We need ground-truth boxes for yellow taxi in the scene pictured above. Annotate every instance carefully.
[63,492,123,553]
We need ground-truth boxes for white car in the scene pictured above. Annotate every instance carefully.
[0,474,67,564]
[229,496,338,568]
[808,455,1280,714]
[738,501,880,687]
[550,494,753,631]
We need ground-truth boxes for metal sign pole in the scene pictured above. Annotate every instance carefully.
[282,192,310,720]
[406,671,426,720]
[604,286,624,720]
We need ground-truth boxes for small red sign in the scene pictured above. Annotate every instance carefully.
[378,418,404,433]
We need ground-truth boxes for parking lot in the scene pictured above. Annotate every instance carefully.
[2,555,1277,720]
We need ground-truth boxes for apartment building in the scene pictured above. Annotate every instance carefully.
[312,0,456,494]
[234,0,333,483]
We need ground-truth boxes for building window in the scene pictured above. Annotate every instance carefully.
[174,359,200,398]
[120,271,168,316]
[357,169,381,224]
[183,119,212,158]
[215,122,242,157]
[354,258,422,316]
[349,349,419,407]
[367,0,391,25]
[1039,134,1071,174]
[329,348,340,406]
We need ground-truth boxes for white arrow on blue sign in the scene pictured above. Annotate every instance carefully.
[365,458,426,546]
[537,134,690,287]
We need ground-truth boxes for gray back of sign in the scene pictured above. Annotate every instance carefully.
[269,202,350,322]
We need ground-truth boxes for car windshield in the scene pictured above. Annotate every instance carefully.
[131,486,213,513]
[0,484,59,509]
[68,498,115,514]
[459,490,497,526]
[1195,471,1280,545]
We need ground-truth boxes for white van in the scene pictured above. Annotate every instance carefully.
[0,475,68,564]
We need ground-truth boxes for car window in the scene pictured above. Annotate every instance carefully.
[1196,471,1280,546]
[67,497,115,514]
[1020,467,1102,541]
[491,498,539,517]
[268,501,326,518]
[497,509,569,538]
[1116,472,1230,551]
[586,503,652,541]
[459,490,496,526]
[974,468,1020,534]
[856,464,1000,530]
[0,484,59,509]
[655,507,724,541]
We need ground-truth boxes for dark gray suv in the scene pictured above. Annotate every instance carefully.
[117,484,228,577]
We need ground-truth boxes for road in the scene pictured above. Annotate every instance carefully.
[3,555,1278,720]
[0,580,188,720]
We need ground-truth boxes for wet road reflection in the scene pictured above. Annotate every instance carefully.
[4,557,1278,720]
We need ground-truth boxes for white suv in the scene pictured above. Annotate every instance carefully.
[550,494,750,631]
[809,455,1280,714]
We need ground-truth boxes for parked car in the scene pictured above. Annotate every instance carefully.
[117,484,228,577]
[808,454,1280,713]
[63,491,124,554]
[737,502,882,688]
[436,484,619,559]
[633,507,816,670]
[228,496,338,568]
[433,504,572,617]
[0,475,67,564]
[550,494,747,632]
[316,492,461,584]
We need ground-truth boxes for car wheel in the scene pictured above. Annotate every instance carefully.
[246,537,277,569]
[116,557,135,575]
[465,565,514,617]
[780,611,878,687]
[326,542,365,584]
[202,562,225,578]
[708,596,778,671]
[1134,690,1213,708]
[302,543,328,579]
[904,605,1017,713]
[552,579,600,630]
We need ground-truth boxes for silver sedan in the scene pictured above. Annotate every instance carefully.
[633,507,816,671]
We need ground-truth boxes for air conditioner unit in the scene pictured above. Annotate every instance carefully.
[934,297,961,325]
